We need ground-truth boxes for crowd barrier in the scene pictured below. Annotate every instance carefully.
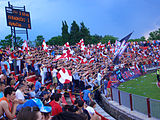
[110,87,160,119]
[107,64,160,119]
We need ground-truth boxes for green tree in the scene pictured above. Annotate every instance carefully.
[47,36,63,46]
[90,34,103,44]
[28,41,34,47]
[70,20,80,45]
[148,28,160,40]
[129,36,146,42]
[101,35,118,44]
[35,35,44,47]
[0,34,23,48]
[79,22,91,45]
[15,36,23,47]
[62,21,70,43]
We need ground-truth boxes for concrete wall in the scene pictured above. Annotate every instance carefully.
[100,94,142,120]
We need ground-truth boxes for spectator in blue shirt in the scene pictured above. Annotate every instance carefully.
[35,78,41,93]
[81,85,93,105]
[0,82,5,98]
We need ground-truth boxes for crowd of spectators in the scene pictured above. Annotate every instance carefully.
[0,40,159,120]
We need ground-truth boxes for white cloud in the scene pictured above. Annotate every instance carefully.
[143,17,160,39]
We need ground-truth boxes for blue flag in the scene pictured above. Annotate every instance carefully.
[51,50,55,56]
[113,32,133,64]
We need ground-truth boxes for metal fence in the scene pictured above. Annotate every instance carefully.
[132,94,148,115]
[120,90,130,108]
[110,87,160,119]
[150,99,160,119]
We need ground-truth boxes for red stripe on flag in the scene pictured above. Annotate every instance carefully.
[57,72,61,79]
[62,68,65,73]
[68,70,72,76]
[64,79,71,84]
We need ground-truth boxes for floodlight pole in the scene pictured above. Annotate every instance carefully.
[8,2,15,50]
[11,27,14,50]
[24,5,29,44]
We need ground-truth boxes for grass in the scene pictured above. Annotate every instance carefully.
[118,72,160,100]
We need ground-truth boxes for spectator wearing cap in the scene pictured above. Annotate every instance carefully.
[17,106,42,120]
[22,98,52,120]
[41,104,52,120]
[49,93,62,116]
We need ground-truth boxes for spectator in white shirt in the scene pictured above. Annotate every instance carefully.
[15,84,26,112]
[51,66,58,84]
[97,69,101,86]
[15,84,26,104]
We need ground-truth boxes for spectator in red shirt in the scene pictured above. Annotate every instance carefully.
[49,93,62,116]
[106,78,117,99]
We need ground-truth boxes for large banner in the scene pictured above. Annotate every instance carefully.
[108,68,142,88]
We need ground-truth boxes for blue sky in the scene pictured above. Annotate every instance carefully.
[0,0,160,41]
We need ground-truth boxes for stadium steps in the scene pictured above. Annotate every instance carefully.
[94,101,115,120]
[64,93,115,120]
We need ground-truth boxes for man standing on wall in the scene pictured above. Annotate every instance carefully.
[157,68,160,82]
[106,78,117,99]
[157,68,160,88]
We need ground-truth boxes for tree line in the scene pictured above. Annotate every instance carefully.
[0,21,160,48]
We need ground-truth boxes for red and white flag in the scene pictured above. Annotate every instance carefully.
[77,39,83,46]
[81,58,88,64]
[53,54,67,61]
[89,58,94,64]
[77,56,84,61]
[100,52,108,58]
[70,57,79,63]
[97,42,101,49]
[57,68,72,84]
[22,40,29,53]
[77,56,87,64]
[86,48,91,55]
[54,49,72,61]
[97,42,105,49]
[64,42,74,55]
[42,40,48,52]
[77,39,86,51]
[108,40,111,46]
[64,42,70,48]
